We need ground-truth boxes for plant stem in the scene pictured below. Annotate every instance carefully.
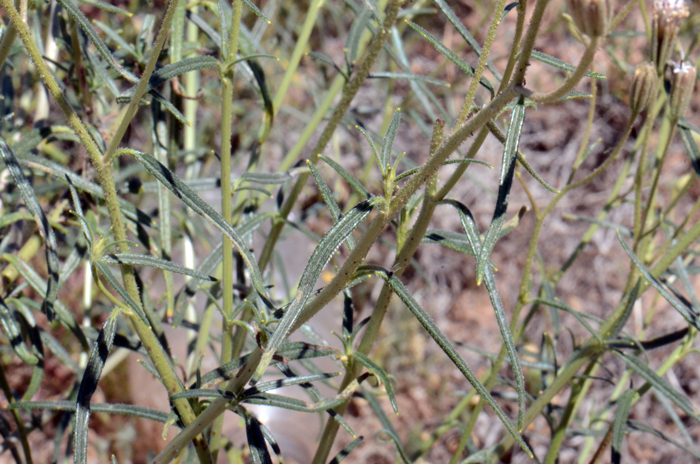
[258,0,405,271]
[310,120,445,464]
[530,37,601,104]
[212,0,243,459]
[455,0,508,127]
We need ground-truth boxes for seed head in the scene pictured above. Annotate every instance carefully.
[629,62,658,116]
[568,0,612,38]
[651,0,689,73]
[668,60,696,120]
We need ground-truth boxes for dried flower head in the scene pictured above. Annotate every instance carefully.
[629,62,658,116]
[668,60,696,119]
[568,0,612,38]
[651,0,689,73]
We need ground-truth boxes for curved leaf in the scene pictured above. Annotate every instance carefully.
[103,253,217,281]
[380,108,402,171]
[379,270,532,456]
[612,389,635,464]
[0,138,59,320]
[256,199,378,380]
[127,150,272,308]
[74,315,117,464]
[353,352,397,414]
[615,351,699,423]
[477,101,525,285]
[8,401,169,423]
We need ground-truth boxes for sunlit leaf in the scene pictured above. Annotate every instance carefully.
[257,198,379,380]
[74,315,117,464]
[0,138,59,320]
[128,150,272,308]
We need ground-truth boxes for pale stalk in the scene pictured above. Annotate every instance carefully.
[212,0,244,460]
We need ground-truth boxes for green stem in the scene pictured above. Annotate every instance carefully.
[496,0,527,93]
[152,349,263,464]
[272,0,324,114]
[543,359,598,464]
[310,120,445,464]
[212,0,243,459]
[529,37,601,104]
[258,0,405,271]
[455,0,508,127]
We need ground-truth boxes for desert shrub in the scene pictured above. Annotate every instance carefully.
[0,0,698,462]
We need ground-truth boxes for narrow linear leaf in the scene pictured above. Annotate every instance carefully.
[370,72,448,87]
[0,138,59,320]
[55,0,138,83]
[0,211,35,229]
[534,298,601,340]
[243,391,356,437]
[169,0,186,63]
[170,389,234,401]
[128,150,272,308]
[380,108,402,171]
[242,408,273,464]
[482,265,527,430]
[92,261,150,326]
[93,20,138,59]
[329,436,364,464]
[422,229,478,258]
[0,297,39,364]
[242,0,271,23]
[318,154,370,198]
[308,161,342,223]
[361,0,383,25]
[239,171,292,185]
[627,419,700,459]
[679,121,700,179]
[8,401,170,423]
[74,315,117,464]
[77,0,131,15]
[0,255,88,350]
[452,202,526,429]
[515,152,559,193]
[218,0,231,55]
[346,6,373,65]
[117,56,220,102]
[362,387,410,462]
[653,389,697,452]
[477,102,525,285]
[353,352,398,414]
[617,230,700,330]
[197,342,338,389]
[555,90,593,101]
[257,199,378,379]
[406,21,494,97]
[244,372,340,395]
[356,125,382,171]
[531,50,606,79]
[104,253,217,281]
[18,153,153,227]
[40,330,79,372]
[431,0,501,79]
[612,389,635,464]
[615,351,699,422]
[307,51,348,79]
[375,428,411,464]
[380,271,532,455]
